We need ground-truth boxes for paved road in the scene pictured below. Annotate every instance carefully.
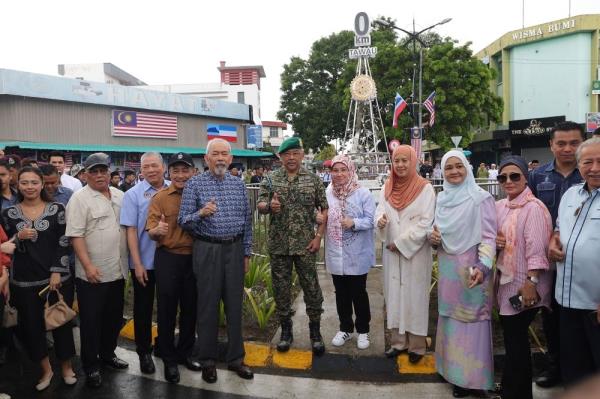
[0,346,561,399]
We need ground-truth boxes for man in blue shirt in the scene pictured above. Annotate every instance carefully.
[121,152,169,375]
[40,164,73,206]
[528,121,584,388]
[179,138,253,384]
[548,137,600,386]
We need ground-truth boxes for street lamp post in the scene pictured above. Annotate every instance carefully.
[375,18,451,141]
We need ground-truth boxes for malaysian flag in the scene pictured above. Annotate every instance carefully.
[411,127,422,161]
[112,110,178,139]
[423,91,436,127]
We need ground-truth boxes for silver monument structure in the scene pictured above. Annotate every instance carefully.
[342,12,390,187]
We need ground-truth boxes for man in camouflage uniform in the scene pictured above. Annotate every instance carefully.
[257,137,328,355]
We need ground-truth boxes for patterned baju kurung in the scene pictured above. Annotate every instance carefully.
[435,196,496,391]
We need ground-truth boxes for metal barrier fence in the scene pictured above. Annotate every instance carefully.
[247,180,504,261]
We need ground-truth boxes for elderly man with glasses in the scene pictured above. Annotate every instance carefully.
[548,137,600,387]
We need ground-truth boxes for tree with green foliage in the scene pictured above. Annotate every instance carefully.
[278,20,502,151]
[278,30,355,151]
[313,144,336,161]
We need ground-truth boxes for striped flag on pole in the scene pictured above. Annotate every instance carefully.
[207,124,238,142]
[411,127,422,161]
[392,93,407,128]
[112,110,178,139]
[423,91,436,127]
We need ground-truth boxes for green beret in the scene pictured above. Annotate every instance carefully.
[278,137,304,154]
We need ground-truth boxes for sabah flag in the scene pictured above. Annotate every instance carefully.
[392,93,407,128]
[207,124,238,142]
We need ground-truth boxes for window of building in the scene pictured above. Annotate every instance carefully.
[237,91,245,104]
[270,127,278,138]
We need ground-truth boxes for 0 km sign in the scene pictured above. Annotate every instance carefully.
[350,12,377,57]
[353,12,372,47]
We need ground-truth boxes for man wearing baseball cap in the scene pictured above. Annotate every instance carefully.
[146,152,200,383]
[66,153,129,388]
[70,164,87,187]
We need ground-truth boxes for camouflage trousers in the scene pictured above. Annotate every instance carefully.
[270,254,324,323]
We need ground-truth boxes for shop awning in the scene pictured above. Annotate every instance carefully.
[0,141,275,158]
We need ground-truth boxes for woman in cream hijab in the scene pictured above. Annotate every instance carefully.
[429,150,497,397]
[376,145,435,363]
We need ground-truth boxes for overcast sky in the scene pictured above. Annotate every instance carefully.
[2,0,600,122]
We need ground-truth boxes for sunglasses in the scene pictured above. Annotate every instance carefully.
[497,173,522,184]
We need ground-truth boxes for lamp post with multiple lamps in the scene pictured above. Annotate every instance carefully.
[374,18,451,144]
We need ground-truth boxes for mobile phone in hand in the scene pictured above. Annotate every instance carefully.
[509,294,522,311]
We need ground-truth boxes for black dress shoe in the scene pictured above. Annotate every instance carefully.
[227,363,254,380]
[385,347,406,358]
[164,363,180,384]
[408,352,424,364]
[102,356,129,370]
[139,353,156,374]
[535,370,561,388]
[452,384,470,398]
[184,358,202,372]
[86,370,102,388]
[202,366,217,383]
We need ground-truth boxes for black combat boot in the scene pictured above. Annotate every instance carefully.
[309,321,325,356]
[276,320,293,352]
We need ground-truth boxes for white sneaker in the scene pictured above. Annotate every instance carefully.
[357,333,370,349]
[331,331,352,346]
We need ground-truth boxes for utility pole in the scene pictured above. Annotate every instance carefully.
[375,17,451,143]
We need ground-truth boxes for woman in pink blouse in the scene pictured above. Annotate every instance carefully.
[495,155,552,399]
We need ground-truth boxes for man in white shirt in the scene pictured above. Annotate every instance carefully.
[49,151,83,192]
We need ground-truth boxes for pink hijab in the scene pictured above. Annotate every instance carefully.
[384,145,428,211]
[330,154,360,207]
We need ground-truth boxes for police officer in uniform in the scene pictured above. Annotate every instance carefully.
[257,137,328,355]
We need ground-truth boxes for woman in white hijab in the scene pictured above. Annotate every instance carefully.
[428,150,497,398]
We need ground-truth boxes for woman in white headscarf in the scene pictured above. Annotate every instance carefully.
[428,150,497,397]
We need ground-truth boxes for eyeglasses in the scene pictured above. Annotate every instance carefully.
[497,173,522,184]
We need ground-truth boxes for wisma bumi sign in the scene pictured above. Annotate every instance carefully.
[511,19,576,41]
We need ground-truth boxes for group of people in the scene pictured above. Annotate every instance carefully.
[0,140,257,390]
[280,122,599,399]
[0,122,599,397]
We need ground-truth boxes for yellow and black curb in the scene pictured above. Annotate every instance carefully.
[119,320,437,378]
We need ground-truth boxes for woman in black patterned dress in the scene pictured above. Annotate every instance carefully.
[2,166,76,391]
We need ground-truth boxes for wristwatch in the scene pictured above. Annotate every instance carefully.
[526,275,539,285]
